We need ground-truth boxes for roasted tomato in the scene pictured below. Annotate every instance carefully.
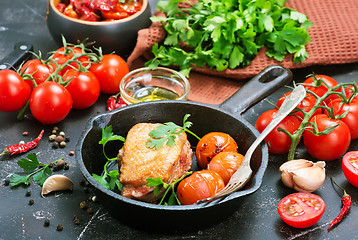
[177,170,225,205]
[196,132,238,169]
[207,152,244,184]
[277,192,326,228]
[342,151,358,187]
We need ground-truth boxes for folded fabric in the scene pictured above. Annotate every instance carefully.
[127,0,358,104]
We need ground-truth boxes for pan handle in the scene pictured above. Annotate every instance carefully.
[218,65,293,115]
[0,42,33,70]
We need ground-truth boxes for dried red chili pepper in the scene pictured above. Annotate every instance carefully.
[0,130,44,156]
[327,177,352,230]
[107,93,127,111]
[82,0,118,11]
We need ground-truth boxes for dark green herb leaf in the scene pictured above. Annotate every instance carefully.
[17,153,40,173]
[9,174,30,187]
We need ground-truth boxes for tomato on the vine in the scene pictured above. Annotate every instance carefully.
[196,132,238,169]
[29,81,73,124]
[177,170,225,205]
[277,192,326,228]
[207,152,244,184]
[89,54,129,94]
[329,96,358,140]
[63,69,100,109]
[342,151,358,187]
[302,74,338,105]
[277,92,321,121]
[0,70,31,112]
[20,59,55,90]
[255,109,301,154]
[51,46,90,75]
[303,114,351,161]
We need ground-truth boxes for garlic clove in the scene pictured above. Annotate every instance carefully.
[42,174,74,197]
[279,159,326,192]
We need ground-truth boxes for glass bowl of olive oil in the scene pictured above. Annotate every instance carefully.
[119,67,190,104]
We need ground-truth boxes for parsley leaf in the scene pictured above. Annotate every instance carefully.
[9,154,60,187]
[146,172,192,205]
[93,126,125,191]
[146,114,200,149]
[146,0,313,76]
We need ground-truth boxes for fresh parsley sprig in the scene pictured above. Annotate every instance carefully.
[92,126,125,191]
[146,172,192,205]
[147,0,313,77]
[10,153,60,187]
[146,114,200,149]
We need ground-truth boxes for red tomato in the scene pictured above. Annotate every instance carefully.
[277,92,321,121]
[177,170,225,205]
[207,152,244,184]
[255,109,301,154]
[63,69,100,109]
[302,74,338,105]
[303,114,351,161]
[342,151,358,187]
[20,59,55,90]
[0,70,31,112]
[196,132,238,169]
[329,96,358,140]
[102,4,130,20]
[51,46,90,75]
[29,81,73,124]
[89,54,129,94]
[277,192,326,228]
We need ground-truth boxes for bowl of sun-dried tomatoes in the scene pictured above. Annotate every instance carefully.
[46,0,152,58]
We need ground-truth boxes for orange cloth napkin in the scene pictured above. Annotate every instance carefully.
[127,0,358,104]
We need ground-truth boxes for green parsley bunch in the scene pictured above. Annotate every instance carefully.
[146,0,313,77]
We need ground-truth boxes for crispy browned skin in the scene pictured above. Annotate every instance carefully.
[118,123,193,202]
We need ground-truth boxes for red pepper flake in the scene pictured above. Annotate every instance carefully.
[106,93,127,111]
[327,177,352,230]
[0,130,44,156]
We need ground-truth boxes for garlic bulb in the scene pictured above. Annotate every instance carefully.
[279,159,326,192]
[42,174,74,197]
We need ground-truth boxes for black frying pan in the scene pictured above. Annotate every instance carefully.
[75,65,292,232]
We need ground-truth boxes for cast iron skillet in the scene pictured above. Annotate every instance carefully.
[75,65,292,232]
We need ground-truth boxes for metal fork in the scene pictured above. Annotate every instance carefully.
[197,85,306,204]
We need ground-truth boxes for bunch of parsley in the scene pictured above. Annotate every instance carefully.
[146,0,313,76]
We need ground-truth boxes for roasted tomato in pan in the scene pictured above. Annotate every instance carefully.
[196,132,238,169]
[342,151,358,187]
[207,152,244,184]
[177,170,225,205]
[277,192,326,228]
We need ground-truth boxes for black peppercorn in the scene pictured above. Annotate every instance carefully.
[56,224,63,231]
[64,164,69,170]
[28,199,34,205]
[87,208,93,214]
[52,142,59,149]
[4,179,10,186]
[80,201,87,210]
[44,219,50,227]
[25,190,31,197]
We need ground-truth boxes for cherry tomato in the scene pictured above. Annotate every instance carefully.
[329,96,358,140]
[63,69,100,109]
[277,92,321,121]
[196,132,238,169]
[29,81,73,124]
[255,109,301,154]
[0,70,31,112]
[302,74,338,105]
[277,192,326,228]
[303,114,351,161]
[177,170,225,205]
[89,54,129,94]
[342,151,358,187]
[207,152,244,184]
[20,59,55,90]
[51,46,90,75]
